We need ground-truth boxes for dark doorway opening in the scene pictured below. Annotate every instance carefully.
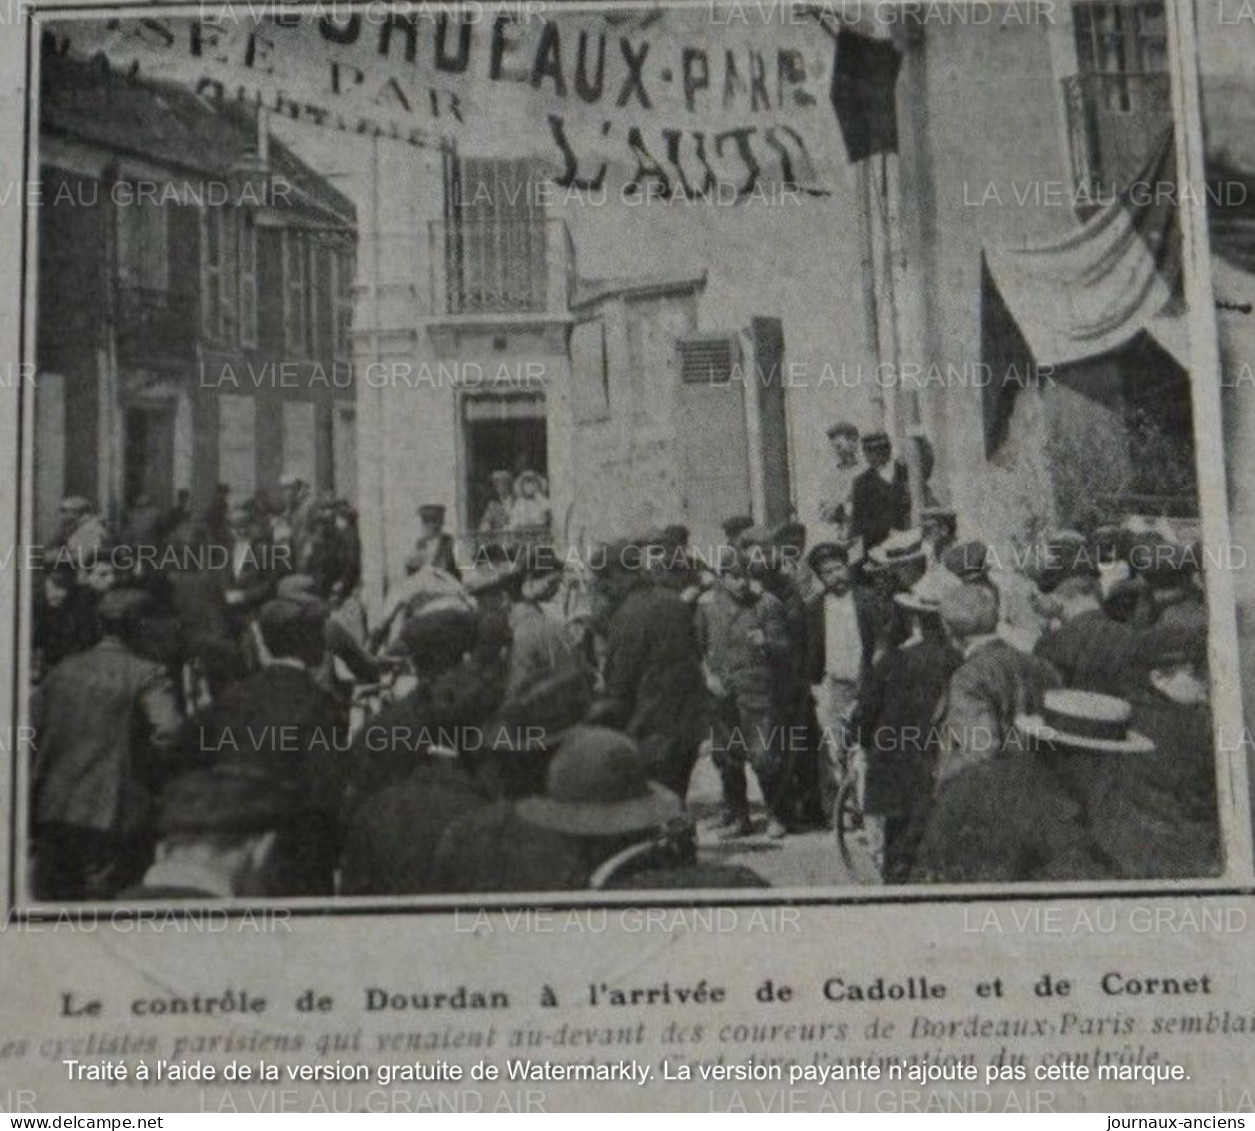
[462,392,548,536]
[123,404,175,510]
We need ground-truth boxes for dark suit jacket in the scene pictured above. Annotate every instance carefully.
[33,639,183,836]
[595,583,706,789]
[850,460,911,555]
[1033,607,1144,698]
[850,637,962,818]
[417,533,460,579]
[341,758,496,896]
[429,801,593,894]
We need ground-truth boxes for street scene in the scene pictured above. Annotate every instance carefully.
[24,1,1225,902]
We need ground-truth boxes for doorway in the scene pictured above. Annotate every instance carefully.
[123,403,176,510]
[462,391,547,536]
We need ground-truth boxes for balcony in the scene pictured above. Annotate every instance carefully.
[1062,72,1172,209]
[114,285,198,366]
[428,217,573,322]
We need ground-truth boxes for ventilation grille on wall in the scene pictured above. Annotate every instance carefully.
[676,333,742,385]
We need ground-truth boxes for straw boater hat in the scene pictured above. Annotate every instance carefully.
[942,539,991,582]
[868,528,926,570]
[515,727,683,836]
[1016,689,1155,756]
[490,469,514,489]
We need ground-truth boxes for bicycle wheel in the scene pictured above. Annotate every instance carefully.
[834,777,862,870]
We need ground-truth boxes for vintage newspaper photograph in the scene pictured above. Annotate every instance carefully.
[14,0,1245,904]
[0,0,1253,1117]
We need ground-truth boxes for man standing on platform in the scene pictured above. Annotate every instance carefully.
[848,430,911,677]
[413,503,461,579]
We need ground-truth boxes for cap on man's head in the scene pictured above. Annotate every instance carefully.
[939,582,999,638]
[490,469,514,487]
[274,574,327,606]
[259,592,330,637]
[59,495,91,515]
[773,520,808,551]
[489,667,594,755]
[400,607,479,676]
[1142,621,1208,669]
[740,524,776,549]
[807,541,849,571]
[1034,533,1100,594]
[826,421,860,441]
[942,539,990,581]
[661,523,690,549]
[98,587,152,627]
[721,514,754,541]
[417,504,446,524]
[278,472,304,489]
[156,762,303,838]
[861,429,891,450]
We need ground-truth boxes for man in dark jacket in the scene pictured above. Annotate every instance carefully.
[120,762,301,900]
[340,657,512,896]
[1033,558,1143,700]
[349,666,588,896]
[32,588,184,900]
[198,587,344,896]
[848,431,911,677]
[910,586,1075,884]
[588,550,706,801]
[697,547,792,838]
[1086,625,1220,879]
[849,622,962,883]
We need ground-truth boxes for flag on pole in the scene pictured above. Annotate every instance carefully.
[829,27,902,164]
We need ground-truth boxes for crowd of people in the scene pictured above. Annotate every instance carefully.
[28,422,1221,903]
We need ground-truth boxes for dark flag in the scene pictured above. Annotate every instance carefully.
[830,27,903,163]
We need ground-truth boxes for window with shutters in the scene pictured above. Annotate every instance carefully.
[449,157,546,314]
[571,317,611,424]
[1062,2,1171,203]
[238,210,259,347]
[202,207,238,343]
[116,195,168,290]
[1073,2,1166,111]
[331,246,355,360]
[677,335,740,386]
[284,229,313,354]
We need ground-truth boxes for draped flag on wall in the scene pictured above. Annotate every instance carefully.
[981,130,1186,455]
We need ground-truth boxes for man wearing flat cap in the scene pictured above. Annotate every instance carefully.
[1087,625,1220,880]
[199,582,344,896]
[588,543,706,801]
[1031,535,1143,700]
[819,421,864,539]
[848,430,912,677]
[413,503,460,578]
[120,763,302,899]
[32,587,184,901]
